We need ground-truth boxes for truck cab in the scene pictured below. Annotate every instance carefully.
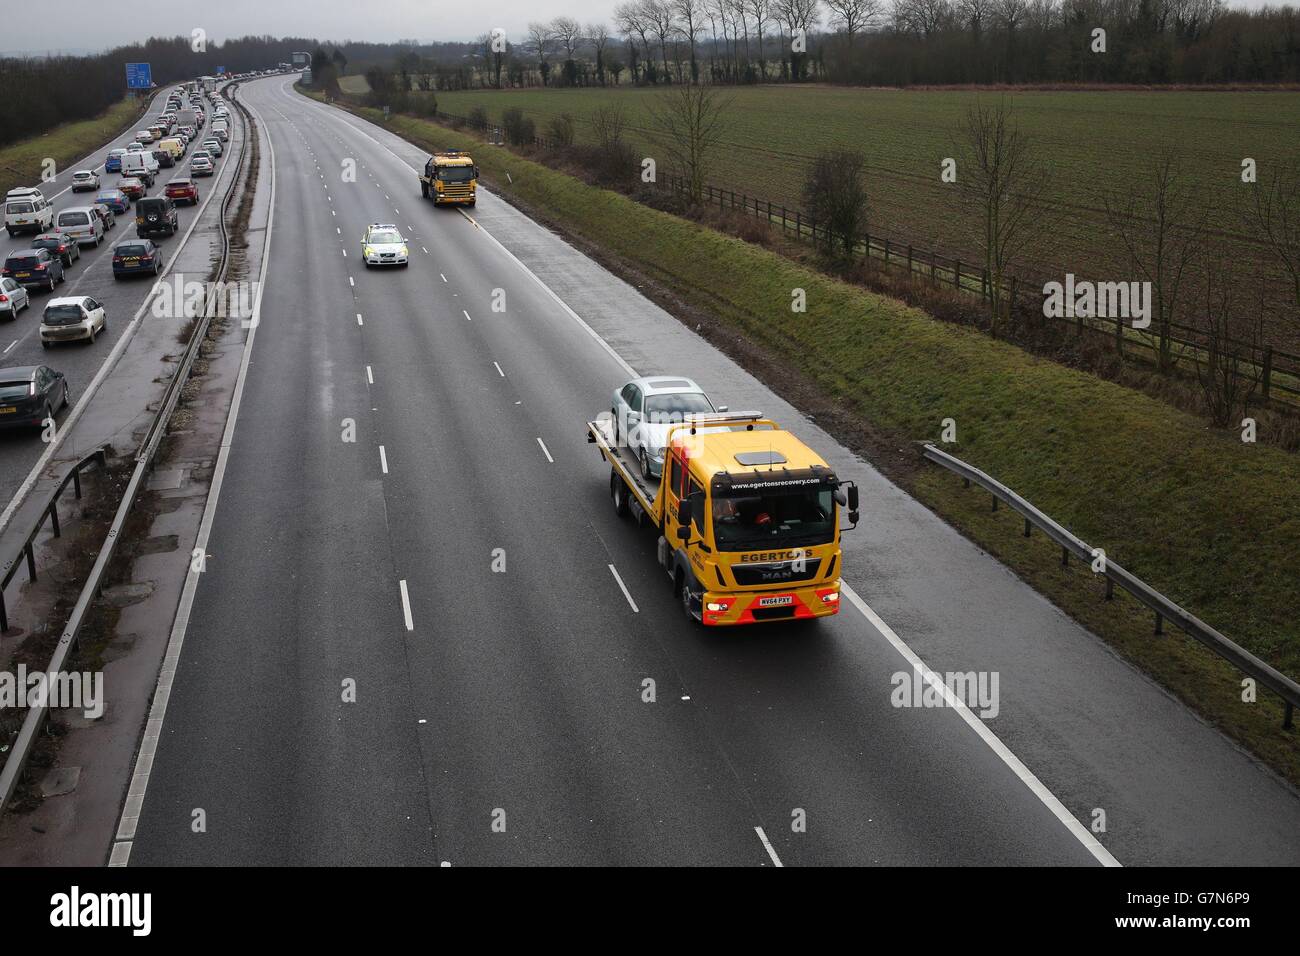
[590,411,859,626]
[419,151,478,206]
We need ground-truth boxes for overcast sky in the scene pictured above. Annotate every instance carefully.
[2,0,1289,56]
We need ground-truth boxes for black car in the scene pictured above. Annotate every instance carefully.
[111,239,165,278]
[151,149,175,169]
[0,365,70,430]
[31,233,82,267]
[135,197,179,238]
[1,249,66,292]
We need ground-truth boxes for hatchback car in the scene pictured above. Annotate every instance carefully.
[53,207,104,247]
[31,233,82,267]
[190,156,214,177]
[135,197,179,238]
[41,296,107,346]
[164,179,200,205]
[361,225,409,268]
[118,177,146,201]
[0,277,31,321]
[71,170,100,192]
[95,189,130,214]
[90,203,117,231]
[104,149,127,173]
[1,249,65,292]
[611,377,725,479]
[111,240,165,279]
[0,365,70,429]
[202,138,223,157]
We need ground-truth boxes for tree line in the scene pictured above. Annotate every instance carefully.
[354,0,1300,89]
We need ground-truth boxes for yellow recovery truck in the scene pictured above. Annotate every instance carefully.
[418,150,478,206]
[587,411,859,626]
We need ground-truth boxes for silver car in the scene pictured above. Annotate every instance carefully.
[53,207,104,247]
[71,170,100,192]
[0,277,31,321]
[611,376,725,480]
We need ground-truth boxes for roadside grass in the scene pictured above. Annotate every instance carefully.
[307,88,1300,785]
[0,98,147,199]
[337,75,371,96]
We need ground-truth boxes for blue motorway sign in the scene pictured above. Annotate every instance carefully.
[125,62,152,89]
[217,66,226,74]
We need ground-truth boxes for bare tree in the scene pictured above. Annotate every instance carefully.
[615,1,655,82]
[894,0,953,36]
[803,148,870,258]
[1192,248,1265,427]
[1105,148,1208,372]
[552,17,584,59]
[826,0,883,38]
[587,22,612,84]
[958,100,1051,335]
[643,0,679,81]
[745,0,771,78]
[647,84,733,203]
[1248,161,1300,322]
[770,0,822,79]
[673,0,706,81]
[526,21,555,84]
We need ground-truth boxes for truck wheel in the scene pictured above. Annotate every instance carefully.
[678,575,699,624]
[611,469,629,517]
[420,182,429,198]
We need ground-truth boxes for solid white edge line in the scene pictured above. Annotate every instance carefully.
[399,579,414,631]
[301,88,1118,867]
[607,564,638,613]
[0,94,250,538]
[536,437,554,463]
[840,583,1121,867]
[110,87,277,866]
[754,826,783,867]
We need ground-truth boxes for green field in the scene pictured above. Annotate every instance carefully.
[427,85,1300,349]
[0,98,147,199]
[310,88,1300,781]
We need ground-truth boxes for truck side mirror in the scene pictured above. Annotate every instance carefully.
[848,485,859,511]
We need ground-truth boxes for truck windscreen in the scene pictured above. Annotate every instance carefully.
[437,167,475,182]
[712,486,834,551]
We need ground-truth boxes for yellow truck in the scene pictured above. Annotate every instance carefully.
[418,150,478,206]
[587,411,859,626]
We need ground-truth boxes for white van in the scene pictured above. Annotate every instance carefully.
[54,207,104,247]
[4,187,54,237]
[120,151,160,185]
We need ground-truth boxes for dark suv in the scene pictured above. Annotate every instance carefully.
[135,197,179,238]
[1,249,65,292]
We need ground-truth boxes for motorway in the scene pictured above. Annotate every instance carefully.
[120,77,1300,866]
[0,85,234,509]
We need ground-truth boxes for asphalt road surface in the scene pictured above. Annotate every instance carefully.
[124,77,1300,866]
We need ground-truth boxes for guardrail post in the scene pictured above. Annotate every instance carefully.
[25,543,36,582]
[1023,518,1031,537]
[907,244,914,275]
[1105,577,1114,601]
[884,238,890,267]
[1061,546,1069,567]
[48,502,60,539]
[990,493,998,512]
[954,259,962,290]
[1154,612,1164,636]
[1285,702,1294,730]
[1261,347,1273,400]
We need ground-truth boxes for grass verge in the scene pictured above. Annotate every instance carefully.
[305,87,1300,786]
[0,98,148,199]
